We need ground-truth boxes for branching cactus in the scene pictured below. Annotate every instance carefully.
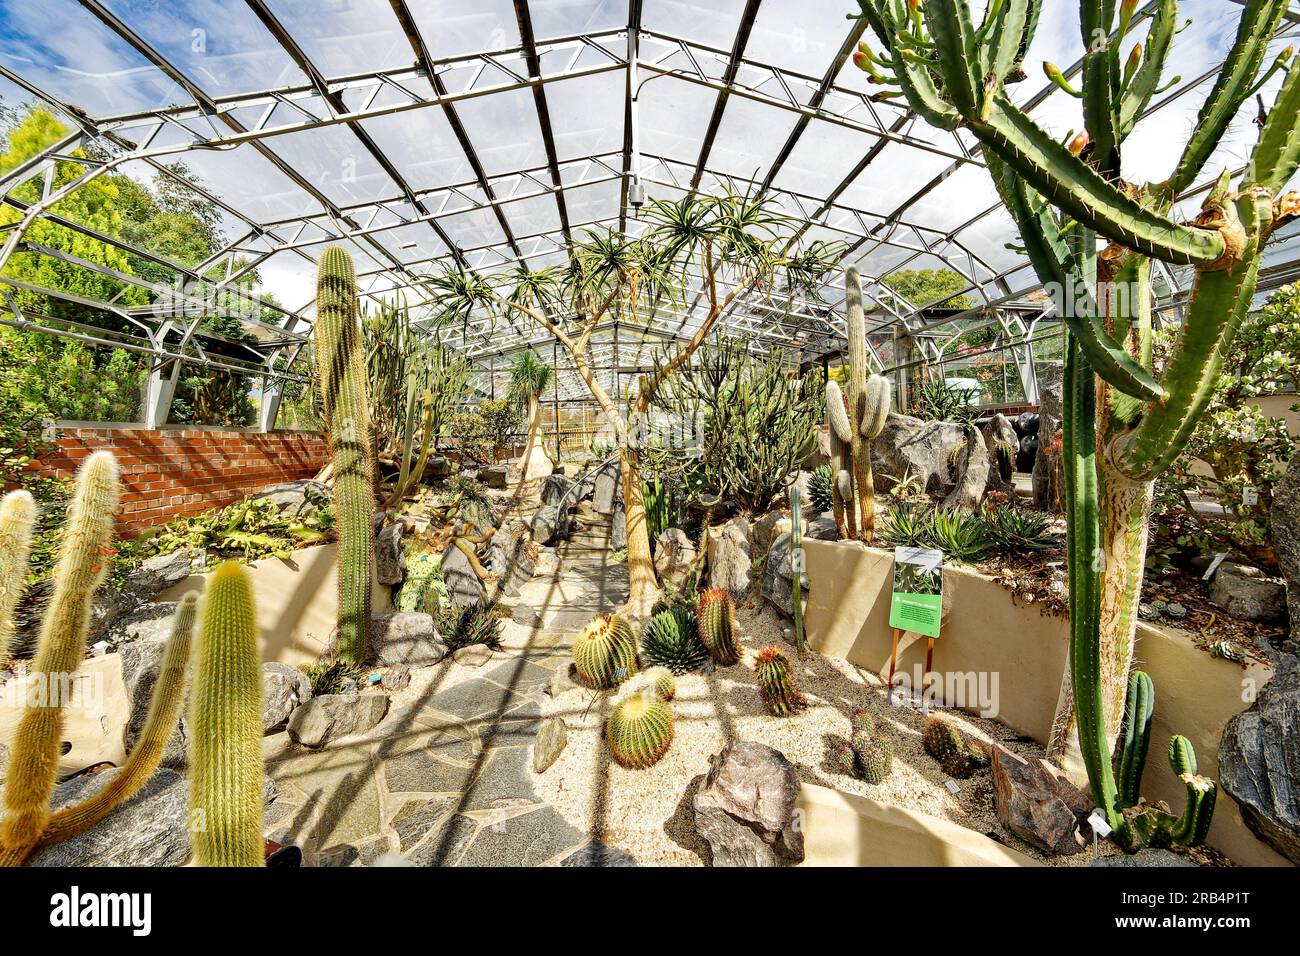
[189,562,265,867]
[0,490,36,668]
[314,245,375,665]
[851,0,1300,837]
[827,267,891,541]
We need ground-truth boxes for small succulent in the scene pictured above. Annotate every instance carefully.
[923,715,989,780]
[828,738,858,777]
[852,733,893,785]
[849,708,876,739]
[696,588,741,666]
[808,465,834,515]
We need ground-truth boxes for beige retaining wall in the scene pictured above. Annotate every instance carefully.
[803,539,1289,867]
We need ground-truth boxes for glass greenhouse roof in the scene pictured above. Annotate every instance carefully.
[2,0,1299,402]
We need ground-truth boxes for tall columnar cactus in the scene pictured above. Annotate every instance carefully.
[573,612,639,689]
[789,486,807,653]
[828,267,891,541]
[314,245,375,665]
[696,588,741,666]
[606,692,674,769]
[0,490,36,668]
[754,645,806,716]
[852,0,1300,839]
[641,608,710,674]
[189,562,265,867]
[0,452,119,862]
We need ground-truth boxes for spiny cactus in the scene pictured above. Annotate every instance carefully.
[789,485,807,652]
[0,490,36,668]
[642,609,709,675]
[573,613,638,689]
[189,562,265,867]
[852,732,893,785]
[849,708,876,739]
[38,593,197,849]
[606,692,674,769]
[696,588,741,666]
[829,738,858,777]
[0,451,119,861]
[808,464,834,517]
[921,714,988,779]
[620,665,676,703]
[313,245,375,666]
[754,645,806,716]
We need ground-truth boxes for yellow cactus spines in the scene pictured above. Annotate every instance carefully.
[313,245,375,666]
[619,665,675,703]
[38,594,197,849]
[696,588,741,666]
[754,645,806,717]
[0,451,119,860]
[572,613,638,689]
[606,692,674,769]
[0,490,36,667]
[189,562,265,867]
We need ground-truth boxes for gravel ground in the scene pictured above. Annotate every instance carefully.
[535,602,1121,867]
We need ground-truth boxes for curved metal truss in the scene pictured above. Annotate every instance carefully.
[1,0,1297,424]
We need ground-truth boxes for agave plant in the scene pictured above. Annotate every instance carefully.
[983,505,1058,554]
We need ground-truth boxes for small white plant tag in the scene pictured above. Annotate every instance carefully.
[1203,552,1228,581]
[945,779,960,795]
[1087,808,1113,838]
[1243,485,1259,507]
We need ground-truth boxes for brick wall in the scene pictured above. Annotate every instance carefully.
[38,427,330,533]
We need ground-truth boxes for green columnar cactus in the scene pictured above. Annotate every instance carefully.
[852,732,893,785]
[641,609,710,674]
[313,245,375,665]
[789,486,807,652]
[0,491,36,668]
[696,588,741,666]
[189,562,265,867]
[38,594,197,849]
[826,381,855,539]
[0,451,119,862]
[573,612,639,689]
[852,0,1300,840]
[808,464,834,516]
[606,692,674,769]
[754,645,806,716]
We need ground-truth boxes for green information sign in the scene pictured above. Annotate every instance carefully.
[888,547,944,638]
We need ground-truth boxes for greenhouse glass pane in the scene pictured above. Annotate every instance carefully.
[407,0,520,59]
[261,0,410,76]
[745,0,859,77]
[360,106,476,194]
[638,76,714,163]
[703,97,797,180]
[530,0,626,39]
[261,125,400,206]
[453,87,548,177]
[544,73,625,161]
[771,118,879,199]
[643,0,747,51]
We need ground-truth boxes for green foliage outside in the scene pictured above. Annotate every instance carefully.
[880,269,973,311]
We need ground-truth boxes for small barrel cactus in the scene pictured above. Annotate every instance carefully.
[853,733,893,785]
[849,709,876,739]
[923,715,988,780]
[828,738,858,777]
[696,588,740,666]
[620,665,676,703]
[641,609,709,674]
[573,613,638,689]
[754,646,806,717]
[606,693,674,769]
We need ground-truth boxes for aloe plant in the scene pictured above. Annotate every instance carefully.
[851,0,1300,840]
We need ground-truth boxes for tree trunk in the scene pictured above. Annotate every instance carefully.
[518,395,551,486]
[620,445,658,621]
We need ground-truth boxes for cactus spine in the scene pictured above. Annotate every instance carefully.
[621,665,676,703]
[0,452,119,861]
[606,692,674,769]
[573,613,638,689]
[754,646,806,716]
[0,491,36,668]
[696,588,740,666]
[641,608,709,674]
[189,562,265,867]
[313,245,374,665]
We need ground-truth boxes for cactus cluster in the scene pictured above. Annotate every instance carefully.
[313,245,375,666]
[830,708,893,784]
[696,588,741,666]
[921,715,989,780]
[754,646,806,717]
[606,692,674,770]
[641,608,709,674]
[573,613,638,689]
[827,267,892,542]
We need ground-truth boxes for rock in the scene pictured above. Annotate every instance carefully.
[369,612,448,667]
[693,741,804,866]
[942,424,991,511]
[871,412,972,496]
[287,693,391,748]
[561,841,637,866]
[1032,361,1064,510]
[425,455,452,479]
[480,464,508,489]
[512,604,543,628]
[262,662,312,733]
[253,479,330,515]
[489,530,536,598]
[751,511,784,557]
[381,664,411,692]
[531,504,567,546]
[1209,562,1287,624]
[806,514,839,541]
[609,503,627,551]
[374,523,406,586]
[990,745,1088,856]
[1219,654,1300,863]
[452,644,492,668]
[1272,462,1300,631]
[106,601,180,648]
[533,717,568,773]
[592,459,621,514]
[121,551,192,602]
[535,547,560,577]
[540,474,574,508]
[762,531,808,619]
[441,543,488,608]
[654,528,696,588]
[1092,849,1197,867]
[707,516,752,600]
[547,663,582,697]
[119,636,187,769]
[982,413,1019,495]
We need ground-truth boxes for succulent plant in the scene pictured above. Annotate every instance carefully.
[0,491,35,668]
[852,732,894,785]
[573,613,638,689]
[696,588,741,666]
[922,715,965,764]
[641,608,710,674]
[754,645,806,717]
[849,708,876,739]
[606,693,674,769]
[808,465,834,516]
[829,738,859,777]
[621,665,676,703]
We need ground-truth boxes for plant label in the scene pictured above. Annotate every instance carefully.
[41,418,56,442]
[889,547,943,638]
[1203,552,1228,581]
[945,779,960,795]
[1087,809,1113,838]
[1243,486,1259,507]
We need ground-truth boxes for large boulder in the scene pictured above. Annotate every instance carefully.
[369,612,448,667]
[592,459,622,515]
[654,528,696,588]
[121,551,192,603]
[540,474,574,508]
[982,413,1019,495]
[990,745,1089,856]
[262,662,312,733]
[374,522,406,586]
[287,693,391,749]
[1219,654,1300,863]
[707,516,752,600]
[119,636,188,769]
[1032,361,1064,510]
[253,479,330,515]
[609,503,627,551]
[752,511,784,558]
[692,741,804,866]
[1275,462,1300,636]
[440,543,488,608]
[479,464,508,489]
[762,530,808,619]
[489,527,536,599]
[871,413,969,495]
[107,601,180,648]
[531,504,567,546]
[1209,562,1287,624]
[942,425,990,511]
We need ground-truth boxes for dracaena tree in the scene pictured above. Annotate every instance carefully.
[850,0,1300,838]
[428,185,837,618]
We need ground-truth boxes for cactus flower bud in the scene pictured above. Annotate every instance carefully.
[1068,131,1091,156]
